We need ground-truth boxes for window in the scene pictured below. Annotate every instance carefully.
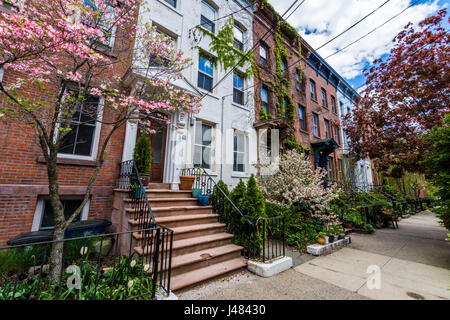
[298,106,306,131]
[194,121,213,169]
[296,71,300,91]
[149,29,176,66]
[58,94,102,158]
[310,80,316,100]
[198,56,214,92]
[327,157,334,179]
[338,159,344,181]
[261,86,269,115]
[259,44,268,67]
[200,1,215,33]
[339,101,344,115]
[82,1,116,48]
[233,25,244,51]
[312,113,319,136]
[331,96,337,113]
[162,0,176,7]
[324,119,330,138]
[233,131,245,172]
[233,73,244,105]
[321,88,327,108]
[36,198,85,231]
[281,60,286,78]
[0,68,3,82]
[334,125,340,144]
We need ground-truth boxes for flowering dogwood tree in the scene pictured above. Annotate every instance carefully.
[256,150,341,214]
[0,0,201,278]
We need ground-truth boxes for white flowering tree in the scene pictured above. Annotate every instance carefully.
[256,150,341,215]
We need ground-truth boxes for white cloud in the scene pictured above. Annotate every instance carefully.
[270,0,442,80]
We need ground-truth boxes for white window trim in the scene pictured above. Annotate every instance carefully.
[193,119,216,173]
[0,67,3,82]
[198,55,215,92]
[31,196,90,231]
[55,93,104,161]
[233,130,247,174]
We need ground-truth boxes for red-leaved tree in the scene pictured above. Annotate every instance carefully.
[344,9,449,176]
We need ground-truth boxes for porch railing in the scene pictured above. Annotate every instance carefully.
[181,167,285,262]
[118,160,156,228]
[0,227,173,300]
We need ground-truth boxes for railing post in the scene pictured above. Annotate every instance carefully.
[152,227,161,299]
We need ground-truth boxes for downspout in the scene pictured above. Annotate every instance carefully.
[220,95,225,181]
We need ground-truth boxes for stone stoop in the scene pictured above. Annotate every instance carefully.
[124,187,247,292]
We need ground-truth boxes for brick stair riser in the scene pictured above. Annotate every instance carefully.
[126,207,213,218]
[146,191,193,199]
[134,226,225,245]
[150,200,199,208]
[170,251,242,277]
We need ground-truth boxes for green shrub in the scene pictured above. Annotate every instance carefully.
[240,174,266,218]
[133,134,152,174]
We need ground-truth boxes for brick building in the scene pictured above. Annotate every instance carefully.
[252,2,344,179]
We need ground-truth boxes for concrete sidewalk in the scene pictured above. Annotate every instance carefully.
[295,210,450,300]
[178,210,449,300]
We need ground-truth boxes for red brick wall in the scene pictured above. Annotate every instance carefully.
[0,12,138,244]
[253,6,343,178]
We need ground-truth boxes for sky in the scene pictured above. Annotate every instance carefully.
[269,0,448,93]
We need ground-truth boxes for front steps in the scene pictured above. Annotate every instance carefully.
[122,187,247,291]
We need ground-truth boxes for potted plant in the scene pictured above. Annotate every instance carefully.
[192,188,202,198]
[179,168,196,190]
[317,231,327,245]
[332,225,340,242]
[364,223,375,234]
[198,195,209,206]
[133,134,152,186]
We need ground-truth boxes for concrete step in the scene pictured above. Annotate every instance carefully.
[129,214,219,229]
[133,222,226,243]
[170,244,243,277]
[170,257,248,291]
[134,232,234,257]
[147,183,171,190]
[125,205,213,218]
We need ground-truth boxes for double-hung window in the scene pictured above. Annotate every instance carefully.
[261,86,269,115]
[310,80,316,100]
[194,121,213,169]
[233,72,244,105]
[83,1,116,48]
[321,88,327,108]
[324,119,330,139]
[281,60,286,78]
[296,71,300,91]
[200,1,215,33]
[283,98,288,118]
[58,93,102,159]
[162,0,176,8]
[339,101,344,115]
[233,25,244,51]
[198,56,214,92]
[149,29,176,67]
[327,157,334,179]
[299,106,306,131]
[312,113,319,137]
[331,95,337,113]
[334,125,340,144]
[259,44,268,67]
[233,131,245,172]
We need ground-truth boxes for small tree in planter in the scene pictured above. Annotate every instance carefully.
[133,134,152,185]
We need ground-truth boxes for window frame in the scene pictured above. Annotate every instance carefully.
[233,130,246,173]
[200,1,216,33]
[31,196,90,232]
[324,119,330,139]
[162,0,177,8]
[310,80,316,101]
[198,55,214,92]
[334,125,340,144]
[331,95,337,114]
[321,88,328,108]
[296,71,300,91]
[233,24,244,51]
[193,120,214,170]
[312,112,319,137]
[259,43,268,67]
[298,105,306,131]
[261,86,269,115]
[56,92,104,161]
[233,72,245,105]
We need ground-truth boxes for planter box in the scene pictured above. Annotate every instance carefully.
[248,256,293,277]
[307,237,351,256]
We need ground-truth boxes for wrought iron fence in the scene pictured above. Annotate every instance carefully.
[118,160,156,228]
[0,226,173,300]
[182,167,286,262]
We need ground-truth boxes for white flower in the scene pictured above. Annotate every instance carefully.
[130,260,136,268]
[80,246,88,256]
[143,264,150,272]
[127,280,134,288]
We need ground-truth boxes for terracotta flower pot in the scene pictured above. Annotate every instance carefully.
[179,176,195,190]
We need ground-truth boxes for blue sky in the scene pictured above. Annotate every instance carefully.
[271,0,448,93]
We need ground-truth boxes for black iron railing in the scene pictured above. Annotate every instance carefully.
[118,160,156,228]
[181,167,286,262]
[0,227,173,300]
